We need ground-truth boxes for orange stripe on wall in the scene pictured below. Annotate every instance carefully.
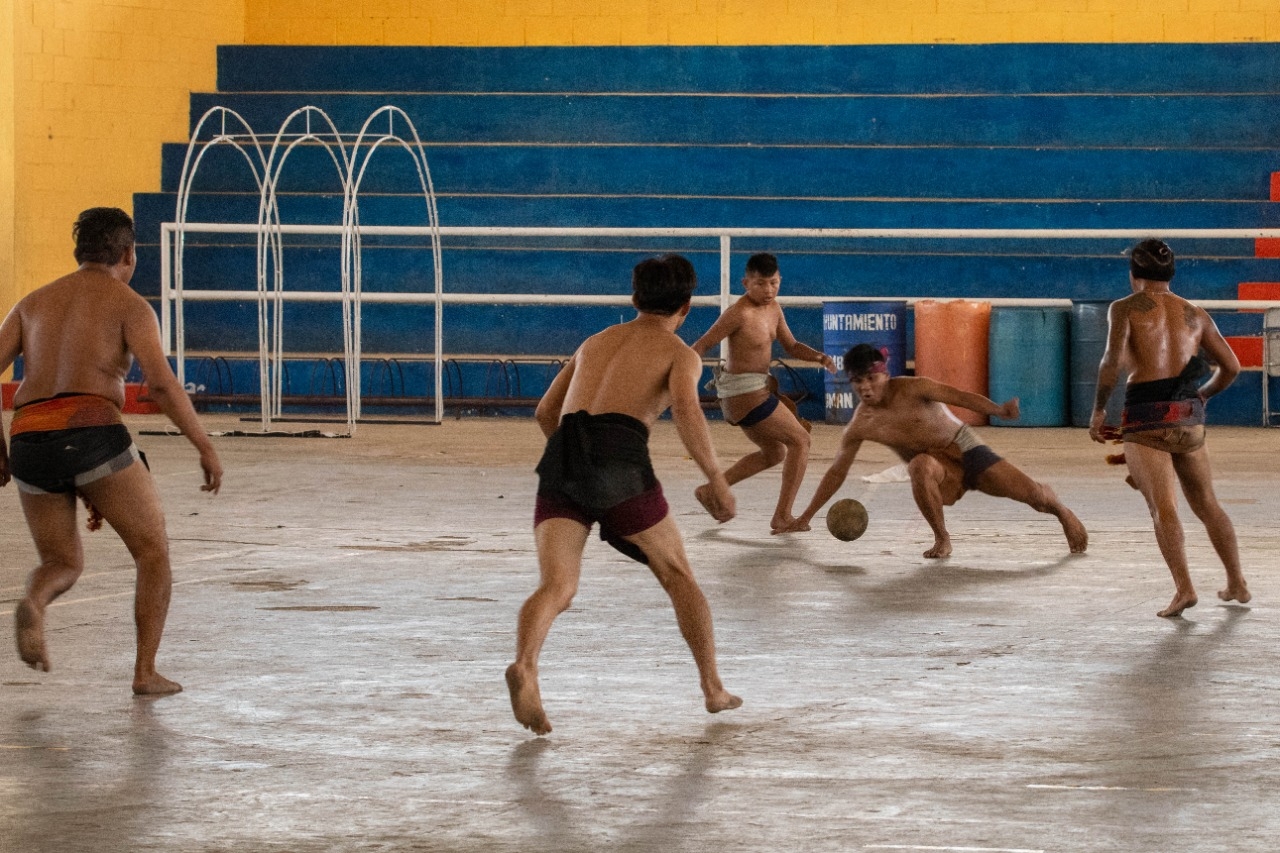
[1226,337,1262,368]
[1238,283,1280,300]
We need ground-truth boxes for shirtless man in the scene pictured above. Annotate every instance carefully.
[506,254,742,736]
[781,343,1088,558]
[691,253,836,534]
[0,207,222,695]
[1089,238,1250,618]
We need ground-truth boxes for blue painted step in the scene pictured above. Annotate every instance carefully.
[216,44,1280,96]
[160,142,1280,200]
[134,191,1280,234]
[187,91,1280,149]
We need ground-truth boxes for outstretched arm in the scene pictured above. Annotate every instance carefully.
[670,347,734,522]
[777,310,837,374]
[124,300,222,493]
[788,431,864,529]
[915,377,1017,421]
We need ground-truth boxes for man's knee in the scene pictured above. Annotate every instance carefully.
[760,442,788,467]
[537,577,579,611]
[907,454,940,480]
[125,528,171,565]
[648,555,696,593]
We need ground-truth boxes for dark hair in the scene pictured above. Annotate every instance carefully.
[745,252,779,278]
[1129,239,1175,282]
[74,207,135,265]
[632,254,696,315]
[844,343,886,377]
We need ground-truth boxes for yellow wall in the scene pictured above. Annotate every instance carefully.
[2,0,17,313]
[246,0,1280,46]
[9,0,243,297]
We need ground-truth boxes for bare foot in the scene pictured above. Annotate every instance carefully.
[1158,592,1198,618]
[923,539,952,559]
[705,688,743,714]
[1218,583,1251,605]
[770,513,799,535]
[15,599,50,672]
[133,673,183,696]
[1061,511,1088,553]
[775,517,811,534]
[506,663,551,736]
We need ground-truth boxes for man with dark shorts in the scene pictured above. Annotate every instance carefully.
[1090,238,1250,617]
[780,344,1088,558]
[691,253,836,534]
[0,207,222,695]
[506,254,742,736]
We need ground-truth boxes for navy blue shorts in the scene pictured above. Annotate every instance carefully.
[731,394,780,428]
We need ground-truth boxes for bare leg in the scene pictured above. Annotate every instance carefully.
[507,518,588,735]
[974,461,1088,554]
[1124,444,1197,617]
[739,408,811,534]
[15,491,84,673]
[624,516,742,714]
[78,463,183,694]
[908,455,953,558]
[1172,448,1250,605]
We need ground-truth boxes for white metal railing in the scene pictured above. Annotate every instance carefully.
[161,221,1280,431]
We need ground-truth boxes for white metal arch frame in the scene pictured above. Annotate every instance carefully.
[172,105,443,434]
[346,106,444,423]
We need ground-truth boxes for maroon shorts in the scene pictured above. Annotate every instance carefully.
[534,481,669,538]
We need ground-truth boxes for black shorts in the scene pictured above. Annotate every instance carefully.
[10,424,140,494]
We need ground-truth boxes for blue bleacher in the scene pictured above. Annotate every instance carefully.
[132,43,1280,423]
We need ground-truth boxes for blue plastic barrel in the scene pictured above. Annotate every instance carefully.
[822,301,907,424]
[1069,301,1124,427]
[988,307,1069,426]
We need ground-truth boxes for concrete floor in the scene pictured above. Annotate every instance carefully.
[2,415,1278,853]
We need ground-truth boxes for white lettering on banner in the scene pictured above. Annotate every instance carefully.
[826,391,855,410]
[823,312,899,332]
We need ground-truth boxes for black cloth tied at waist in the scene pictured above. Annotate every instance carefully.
[1125,355,1210,406]
[535,411,654,511]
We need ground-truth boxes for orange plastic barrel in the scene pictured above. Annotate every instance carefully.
[913,300,991,425]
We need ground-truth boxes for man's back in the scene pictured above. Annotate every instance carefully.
[1114,289,1208,384]
[560,319,692,426]
[11,269,140,408]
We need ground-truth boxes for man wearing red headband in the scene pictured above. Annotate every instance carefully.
[782,343,1087,559]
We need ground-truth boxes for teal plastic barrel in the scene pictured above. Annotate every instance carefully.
[822,301,907,424]
[989,307,1069,426]
[1070,301,1124,427]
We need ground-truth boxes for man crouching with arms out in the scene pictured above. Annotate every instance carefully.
[506,254,742,736]
[780,344,1087,558]
[0,207,222,695]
